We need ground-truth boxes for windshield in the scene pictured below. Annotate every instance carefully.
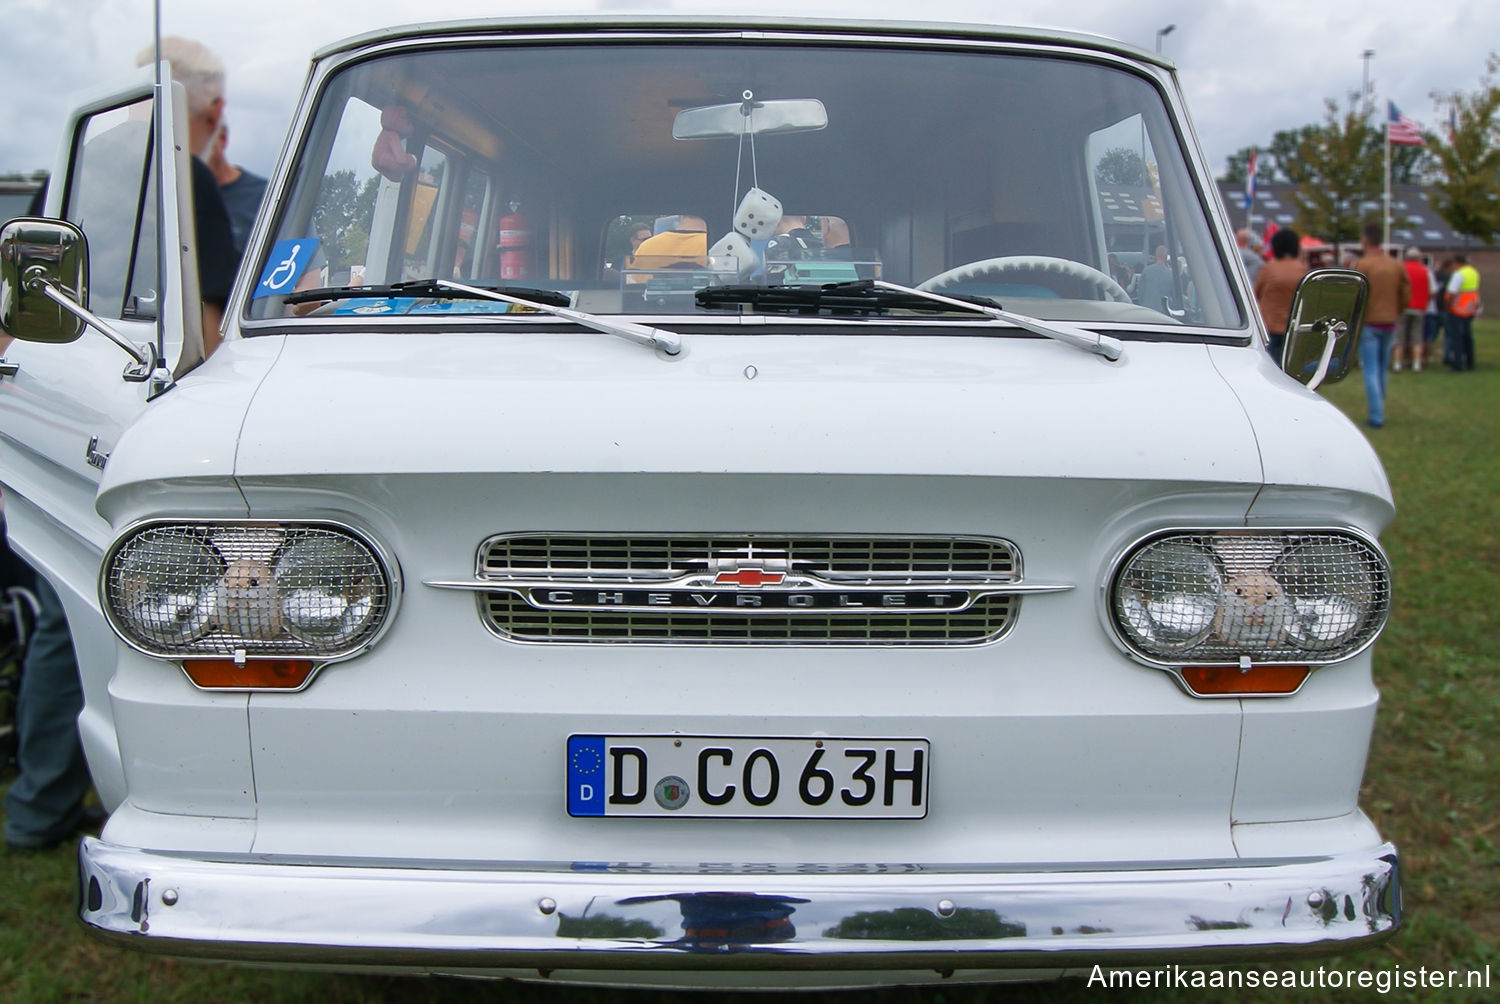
[247,38,1241,330]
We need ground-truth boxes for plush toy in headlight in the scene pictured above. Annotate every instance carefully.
[212,557,284,640]
[1210,571,1294,648]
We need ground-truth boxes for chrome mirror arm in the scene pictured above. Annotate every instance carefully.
[29,270,173,393]
[1303,320,1344,393]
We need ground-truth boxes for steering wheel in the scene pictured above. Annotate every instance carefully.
[919,255,1132,304]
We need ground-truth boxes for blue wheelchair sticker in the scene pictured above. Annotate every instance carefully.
[253,238,320,299]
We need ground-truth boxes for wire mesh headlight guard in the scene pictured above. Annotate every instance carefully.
[1106,528,1390,684]
[100,519,400,670]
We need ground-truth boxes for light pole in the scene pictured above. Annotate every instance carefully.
[1361,49,1375,114]
[1155,24,1176,55]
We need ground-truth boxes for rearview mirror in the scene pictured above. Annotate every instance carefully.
[673,96,828,140]
[0,217,88,344]
[1281,268,1368,391]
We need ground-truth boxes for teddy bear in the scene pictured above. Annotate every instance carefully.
[213,556,283,641]
[1210,571,1294,649]
[371,104,418,182]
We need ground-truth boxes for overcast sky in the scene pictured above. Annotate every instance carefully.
[2,0,1495,181]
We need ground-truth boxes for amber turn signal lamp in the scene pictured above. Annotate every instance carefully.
[182,659,317,690]
[1182,664,1309,697]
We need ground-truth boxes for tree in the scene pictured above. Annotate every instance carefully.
[1428,54,1500,245]
[311,169,381,268]
[1220,127,1319,184]
[1289,99,1384,244]
[1094,146,1149,187]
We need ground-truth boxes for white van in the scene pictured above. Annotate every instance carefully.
[0,11,1396,989]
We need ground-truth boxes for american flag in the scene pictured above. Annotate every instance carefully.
[1387,102,1424,146]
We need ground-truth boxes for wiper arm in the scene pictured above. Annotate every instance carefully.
[873,280,1123,361]
[284,279,572,308]
[695,280,1001,315]
[695,279,1121,360]
[435,280,681,356]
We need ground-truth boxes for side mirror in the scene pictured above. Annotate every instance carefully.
[0,216,167,391]
[0,217,89,343]
[1281,268,1368,391]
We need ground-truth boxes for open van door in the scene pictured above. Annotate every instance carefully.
[0,66,203,808]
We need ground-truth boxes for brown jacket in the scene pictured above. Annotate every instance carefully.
[1253,256,1308,334]
[1354,248,1412,326]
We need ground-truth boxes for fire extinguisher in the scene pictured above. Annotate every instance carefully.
[497,200,533,280]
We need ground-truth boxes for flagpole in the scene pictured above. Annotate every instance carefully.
[1383,106,1392,250]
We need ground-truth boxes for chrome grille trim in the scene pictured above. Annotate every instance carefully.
[465,534,1033,646]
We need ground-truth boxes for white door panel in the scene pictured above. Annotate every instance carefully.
[0,68,199,803]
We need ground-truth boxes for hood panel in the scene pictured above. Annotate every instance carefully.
[96,337,285,524]
[232,332,1265,484]
[1206,345,1394,524]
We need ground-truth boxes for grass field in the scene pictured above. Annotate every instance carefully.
[1,323,1496,1002]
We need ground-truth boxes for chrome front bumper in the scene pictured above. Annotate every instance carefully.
[79,838,1399,981]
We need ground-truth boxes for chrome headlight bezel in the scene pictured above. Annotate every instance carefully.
[1106,527,1390,673]
[101,519,401,664]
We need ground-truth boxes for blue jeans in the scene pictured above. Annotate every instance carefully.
[3,577,91,847]
[1447,314,1475,370]
[1359,325,1394,426]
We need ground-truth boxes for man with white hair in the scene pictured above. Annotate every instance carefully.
[137,36,225,159]
[1235,228,1262,284]
[134,36,238,355]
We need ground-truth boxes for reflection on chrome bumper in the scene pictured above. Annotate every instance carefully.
[79,839,1399,978]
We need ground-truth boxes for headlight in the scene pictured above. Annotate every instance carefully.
[275,534,382,647]
[108,528,222,647]
[103,521,396,662]
[1109,530,1389,668]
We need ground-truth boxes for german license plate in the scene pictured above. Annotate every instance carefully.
[567,735,929,818]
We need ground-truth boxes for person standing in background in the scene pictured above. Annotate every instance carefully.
[1235,229,1263,285]
[1352,223,1411,429]
[1395,247,1432,372]
[135,37,239,356]
[1432,257,1455,366]
[1444,254,1482,371]
[1254,227,1307,364]
[207,121,267,256]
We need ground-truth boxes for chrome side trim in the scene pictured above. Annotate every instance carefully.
[79,839,1399,978]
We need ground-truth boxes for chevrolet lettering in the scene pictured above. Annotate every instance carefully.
[532,588,970,611]
[0,5,1397,990]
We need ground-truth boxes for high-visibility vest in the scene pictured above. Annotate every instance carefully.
[1450,265,1481,318]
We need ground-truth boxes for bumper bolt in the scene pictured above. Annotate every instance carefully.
[538,897,557,916]
[936,899,956,918]
[1307,891,1325,909]
[161,889,179,906]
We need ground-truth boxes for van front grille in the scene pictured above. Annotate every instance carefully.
[476,534,1021,646]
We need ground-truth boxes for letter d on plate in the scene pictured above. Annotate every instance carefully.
[567,735,606,816]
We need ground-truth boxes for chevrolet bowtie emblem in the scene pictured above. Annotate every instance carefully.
[714,569,786,588]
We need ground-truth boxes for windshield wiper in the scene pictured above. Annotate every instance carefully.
[695,280,1002,316]
[283,279,572,308]
[435,280,681,356]
[873,280,1123,360]
[696,279,1122,360]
